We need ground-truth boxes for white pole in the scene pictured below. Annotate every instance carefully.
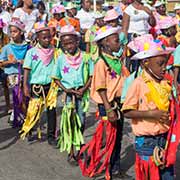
[93,0,96,12]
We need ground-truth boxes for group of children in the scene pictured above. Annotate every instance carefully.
[0,1,180,180]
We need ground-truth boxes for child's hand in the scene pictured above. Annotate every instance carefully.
[71,89,83,97]
[24,85,30,98]
[8,54,17,64]
[150,110,170,125]
[107,110,118,122]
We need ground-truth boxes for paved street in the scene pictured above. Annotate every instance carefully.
[0,89,179,180]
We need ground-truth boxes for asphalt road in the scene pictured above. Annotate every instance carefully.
[0,89,179,180]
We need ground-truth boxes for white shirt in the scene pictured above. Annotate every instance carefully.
[125,4,150,35]
[76,8,95,30]
[0,10,11,34]
[12,8,38,38]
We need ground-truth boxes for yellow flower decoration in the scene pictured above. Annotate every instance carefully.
[144,42,150,51]
[101,26,107,32]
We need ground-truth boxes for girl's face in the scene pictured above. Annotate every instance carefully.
[95,18,105,27]
[104,33,121,53]
[10,26,23,42]
[176,9,180,16]
[23,0,33,8]
[38,5,45,14]
[169,26,177,36]
[105,19,119,27]
[54,13,64,21]
[82,0,91,11]
[61,35,79,55]
[156,5,166,16]
[145,55,168,81]
[37,30,52,48]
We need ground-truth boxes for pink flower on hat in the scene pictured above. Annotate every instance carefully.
[51,5,65,14]
[104,9,119,22]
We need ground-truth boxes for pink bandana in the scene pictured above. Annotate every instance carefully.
[65,50,82,69]
[36,47,54,66]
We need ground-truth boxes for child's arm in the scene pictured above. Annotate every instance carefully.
[54,79,73,94]
[174,67,179,96]
[98,89,118,122]
[23,68,30,98]
[75,76,92,96]
[124,109,170,125]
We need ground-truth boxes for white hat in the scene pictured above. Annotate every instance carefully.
[65,2,76,10]
[154,1,164,8]
[94,25,121,42]
[174,3,180,10]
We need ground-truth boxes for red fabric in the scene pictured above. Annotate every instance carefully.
[78,118,117,179]
[135,154,160,180]
[165,99,180,167]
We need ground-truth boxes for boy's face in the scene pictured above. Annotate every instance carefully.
[105,33,120,53]
[169,26,177,36]
[37,30,52,48]
[61,35,79,55]
[145,55,168,81]
[10,26,22,42]
[54,13,64,21]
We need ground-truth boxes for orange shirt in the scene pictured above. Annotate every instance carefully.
[122,71,171,136]
[48,18,60,28]
[90,57,126,104]
[59,17,80,32]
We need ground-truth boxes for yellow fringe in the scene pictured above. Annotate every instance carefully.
[46,81,59,110]
[19,98,44,140]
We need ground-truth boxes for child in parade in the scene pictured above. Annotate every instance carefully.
[85,12,105,61]
[78,25,129,180]
[122,39,178,180]
[0,19,29,127]
[20,22,57,146]
[174,3,180,44]
[51,25,93,162]
[59,2,80,32]
[48,5,65,31]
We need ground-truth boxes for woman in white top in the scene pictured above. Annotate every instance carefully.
[122,0,156,40]
[122,0,156,72]
[12,0,38,41]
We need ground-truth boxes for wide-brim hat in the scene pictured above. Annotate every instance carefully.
[9,19,25,32]
[104,9,119,22]
[131,39,174,60]
[158,16,178,29]
[59,25,80,38]
[154,1,165,8]
[174,3,180,10]
[34,21,50,33]
[94,25,121,42]
[51,5,65,14]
